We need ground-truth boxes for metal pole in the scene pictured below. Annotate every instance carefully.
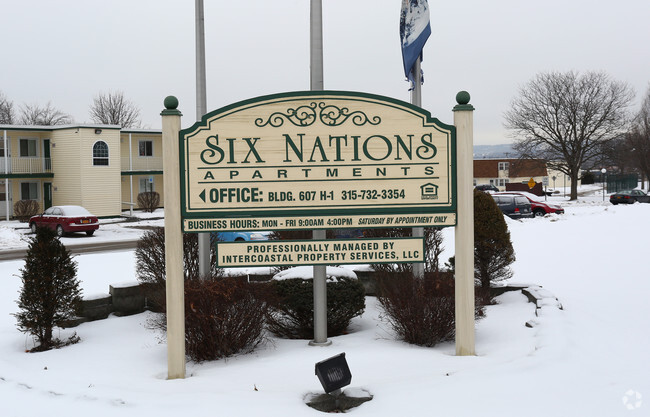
[196,0,211,279]
[309,0,330,347]
[411,57,424,279]
[129,133,133,216]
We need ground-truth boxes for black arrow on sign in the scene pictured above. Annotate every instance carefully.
[199,189,206,202]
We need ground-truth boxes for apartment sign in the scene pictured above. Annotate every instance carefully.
[179,91,456,232]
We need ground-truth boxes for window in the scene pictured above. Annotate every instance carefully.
[497,178,509,187]
[498,162,509,171]
[19,139,38,157]
[93,141,109,166]
[138,140,153,157]
[139,177,154,193]
[20,182,39,200]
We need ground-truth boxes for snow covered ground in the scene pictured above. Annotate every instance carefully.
[0,191,648,416]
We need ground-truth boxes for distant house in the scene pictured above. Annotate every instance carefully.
[473,158,548,191]
[1,124,162,220]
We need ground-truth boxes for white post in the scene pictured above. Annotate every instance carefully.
[129,133,133,216]
[453,91,475,356]
[196,0,211,279]
[161,96,185,379]
[3,130,9,221]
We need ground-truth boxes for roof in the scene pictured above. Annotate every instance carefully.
[0,124,121,131]
[473,159,547,178]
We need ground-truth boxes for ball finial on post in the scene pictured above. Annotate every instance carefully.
[456,91,471,105]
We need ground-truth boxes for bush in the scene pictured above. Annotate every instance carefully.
[14,227,82,351]
[13,199,40,222]
[376,271,485,347]
[137,191,160,213]
[363,227,445,273]
[581,171,595,184]
[473,190,515,289]
[184,276,269,362]
[266,276,365,339]
[135,227,220,320]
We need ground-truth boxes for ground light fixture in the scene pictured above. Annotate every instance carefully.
[315,352,352,394]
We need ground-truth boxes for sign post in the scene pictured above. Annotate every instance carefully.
[161,96,186,379]
[453,91,475,356]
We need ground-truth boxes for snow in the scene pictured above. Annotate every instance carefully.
[1,191,649,416]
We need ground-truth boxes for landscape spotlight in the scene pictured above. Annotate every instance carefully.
[315,352,352,394]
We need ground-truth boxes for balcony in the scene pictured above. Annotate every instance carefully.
[0,157,52,175]
[121,157,163,172]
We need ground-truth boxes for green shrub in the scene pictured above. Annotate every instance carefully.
[14,227,82,351]
[266,276,365,339]
[13,199,40,222]
[184,276,269,362]
[473,190,515,289]
[376,271,485,347]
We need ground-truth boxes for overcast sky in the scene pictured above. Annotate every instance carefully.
[2,0,649,144]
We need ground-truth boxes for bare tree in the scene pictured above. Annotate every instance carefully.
[89,91,141,128]
[626,84,650,188]
[0,91,15,124]
[504,71,634,200]
[19,102,72,126]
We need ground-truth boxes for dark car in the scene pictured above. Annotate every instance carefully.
[475,184,499,192]
[491,194,534,219]
[609,189,650,205]
[496,191,564,217]
[29,205,99,237]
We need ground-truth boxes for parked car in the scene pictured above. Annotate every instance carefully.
[212,231,270,242]
[496,191,564,217]
[609,189,650,205]
[490,194,534,219]
[475,184,499,192]
[29,205,99,237]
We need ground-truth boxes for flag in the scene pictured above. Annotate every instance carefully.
[400,0,431,87]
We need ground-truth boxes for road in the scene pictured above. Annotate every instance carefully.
[0,239,139,262]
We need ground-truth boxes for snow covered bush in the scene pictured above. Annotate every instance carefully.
[14,226,82,351]
[266,267,365,339]
[184,276,269,362]
[377,271,485,347]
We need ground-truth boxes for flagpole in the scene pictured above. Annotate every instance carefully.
[411,56,425,279]
[196,0,211,279]
[309,0,330,347]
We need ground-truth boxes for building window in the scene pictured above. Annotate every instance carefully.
[20,182,39,200]
[497,178,510,187]
[19,139,38,157]
[498,161,509,171]
[139,177,154,193]
[93,141,109,166]
[138,140,153,157]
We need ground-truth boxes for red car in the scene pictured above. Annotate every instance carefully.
[29,205,99,237]
[495,192,564,217]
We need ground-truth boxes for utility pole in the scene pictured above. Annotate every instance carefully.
[308,0,330,347]
[196,0,210,278]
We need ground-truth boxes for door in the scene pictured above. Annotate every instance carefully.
[43,139,51,171]
[43,182,52,210]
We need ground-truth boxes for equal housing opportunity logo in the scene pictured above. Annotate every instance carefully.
[622,390,643,411]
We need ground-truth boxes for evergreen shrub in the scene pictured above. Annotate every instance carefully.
[266,276,365,339]
[14,226,82,351]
